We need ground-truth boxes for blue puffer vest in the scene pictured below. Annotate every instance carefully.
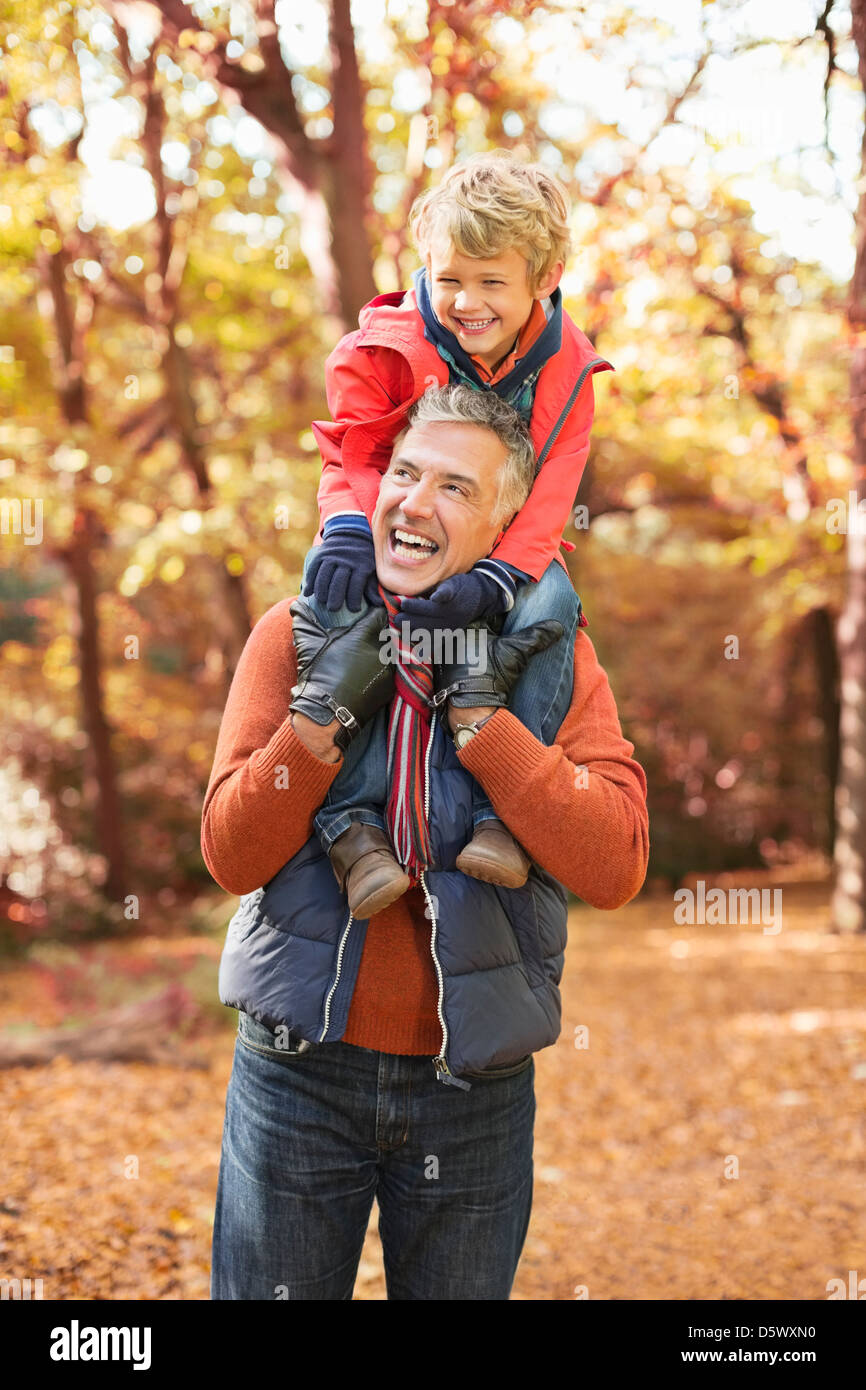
[218,593,576,1091]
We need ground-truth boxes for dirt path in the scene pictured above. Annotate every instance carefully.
[1,883,864,1300]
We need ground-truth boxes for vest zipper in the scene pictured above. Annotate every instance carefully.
[535,357,612,473]
[318,909,354,1043]
[423,723,472,1092]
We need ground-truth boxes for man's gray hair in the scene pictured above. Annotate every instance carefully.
[392,383,536,528]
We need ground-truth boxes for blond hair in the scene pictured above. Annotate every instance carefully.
[408,150,572,294]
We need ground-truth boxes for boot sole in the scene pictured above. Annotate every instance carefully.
[351,874,412,918]
[455,851,529,890]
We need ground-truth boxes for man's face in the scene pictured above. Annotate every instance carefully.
[371,419,508,597]
[426,238,562,372]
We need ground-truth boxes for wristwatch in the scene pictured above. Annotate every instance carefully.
[452,712,495,749]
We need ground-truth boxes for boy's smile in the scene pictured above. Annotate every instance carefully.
[426,240,563,373]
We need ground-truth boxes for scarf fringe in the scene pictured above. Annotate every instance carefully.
[381,590,434,878]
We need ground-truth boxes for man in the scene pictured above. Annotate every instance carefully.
[202,385,649,1300]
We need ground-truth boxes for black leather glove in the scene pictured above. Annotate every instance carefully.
[431,619,564,712]
[289,598,395,750]
[302,529,379,612]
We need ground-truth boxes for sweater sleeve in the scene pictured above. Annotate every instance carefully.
[200,599,343,896]
[456,629,649,908]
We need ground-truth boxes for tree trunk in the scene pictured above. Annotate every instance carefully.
[832,0,866,932]
[324,0,378,326]
[160,326,252,692]
[810,606,841,855]
[38,243,127,901]
[136,66,253,694]
[64,508,128,901]
[145,0,377,331]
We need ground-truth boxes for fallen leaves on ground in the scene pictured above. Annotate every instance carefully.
[1,881,864,1300]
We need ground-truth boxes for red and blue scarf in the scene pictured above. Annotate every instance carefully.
[380,589,434,883]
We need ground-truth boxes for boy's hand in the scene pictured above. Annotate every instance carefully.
[400,568,509,632]
[302,529,381,612]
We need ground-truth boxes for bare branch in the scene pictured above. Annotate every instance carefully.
[143,0,320,188]
[816,0,840,155]
[588,48,711,208]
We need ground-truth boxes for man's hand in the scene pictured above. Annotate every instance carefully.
[290,711,342,763]
[289,599,395,751]
[432,619,564,713]
[447,704,498,734]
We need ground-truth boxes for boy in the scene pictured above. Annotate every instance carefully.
[300,150,614,918]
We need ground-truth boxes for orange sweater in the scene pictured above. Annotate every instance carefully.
[201,598,649,1055]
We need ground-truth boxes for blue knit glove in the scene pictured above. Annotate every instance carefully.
[400,566,511,632]
[302,529,382,611]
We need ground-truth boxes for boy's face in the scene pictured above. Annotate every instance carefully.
[426,238,563,371]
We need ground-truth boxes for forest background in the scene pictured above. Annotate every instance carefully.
[3,0,863,949]
[3,0,866,1306]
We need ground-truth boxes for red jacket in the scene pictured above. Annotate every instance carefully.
[311,284,614,582]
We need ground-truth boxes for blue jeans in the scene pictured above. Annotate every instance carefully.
[210,1011,535,1300]
[299,551,583,852]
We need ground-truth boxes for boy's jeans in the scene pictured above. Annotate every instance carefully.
[210,1011,535,1300]
[298,551,583,853]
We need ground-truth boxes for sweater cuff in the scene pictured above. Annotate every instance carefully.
[456,707,547,792]
[250,713,343,805]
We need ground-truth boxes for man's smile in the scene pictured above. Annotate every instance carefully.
[388,524,441,565]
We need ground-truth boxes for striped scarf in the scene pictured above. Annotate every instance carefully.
[380,589,434,883]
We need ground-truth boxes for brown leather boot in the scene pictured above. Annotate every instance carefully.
[328,822,411,918]
[456,818,531,889]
